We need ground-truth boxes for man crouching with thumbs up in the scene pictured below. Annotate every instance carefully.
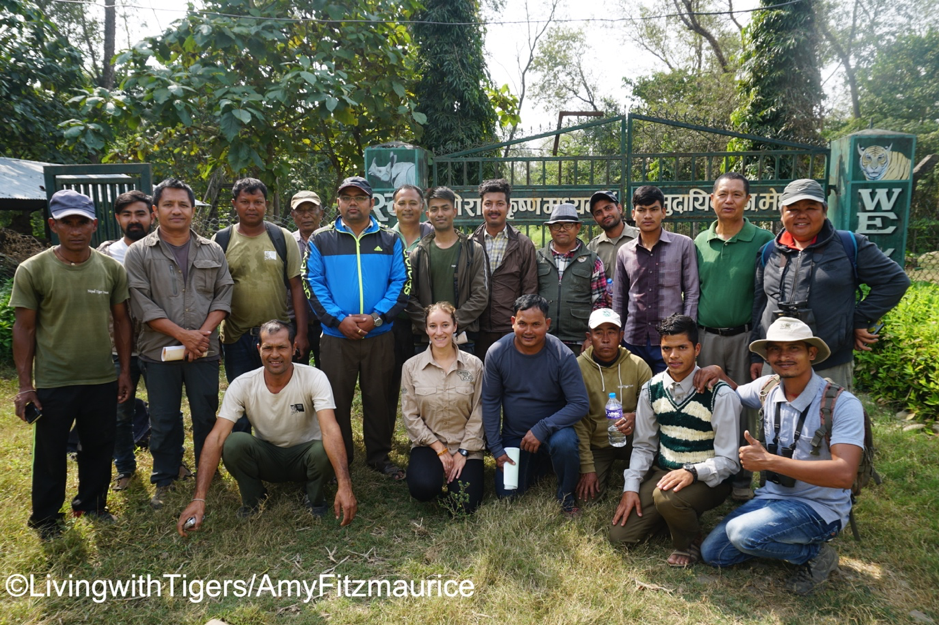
[695,317,865,596]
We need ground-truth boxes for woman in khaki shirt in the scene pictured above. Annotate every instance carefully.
[400,302,485,514]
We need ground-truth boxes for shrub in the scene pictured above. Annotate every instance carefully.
[855,281,939,422]
[0,279,13,364]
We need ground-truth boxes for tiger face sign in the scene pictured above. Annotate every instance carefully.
[858,144,912,181]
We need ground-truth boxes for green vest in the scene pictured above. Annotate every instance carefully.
[648,378,728,470]
[536,243,596,343]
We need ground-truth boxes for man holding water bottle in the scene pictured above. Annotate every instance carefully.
[574,309,652,504]
[609,314,740,567]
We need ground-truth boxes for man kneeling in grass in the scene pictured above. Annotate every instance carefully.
[698,317,865,596]
[177,320,356,535]
[610,314,740,566]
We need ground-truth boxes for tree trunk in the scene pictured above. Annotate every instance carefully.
[101,0,115,89]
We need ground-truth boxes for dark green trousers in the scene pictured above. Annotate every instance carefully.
[609,466,731,551]
[222,432,332,508]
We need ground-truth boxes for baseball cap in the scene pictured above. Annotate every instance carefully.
[290,190,322,210]
[749,317,831,364]
[589,190,619,211]
[49,189,97,221]
[337,176,373,197]
[588,308,622,330]
[779,179,827,208]
[544,203,582,225]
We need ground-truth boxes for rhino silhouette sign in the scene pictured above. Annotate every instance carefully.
[367,151,417,190]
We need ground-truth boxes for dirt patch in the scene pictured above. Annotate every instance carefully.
[0,228,47,263]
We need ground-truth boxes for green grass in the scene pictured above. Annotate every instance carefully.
[0,369,937,624]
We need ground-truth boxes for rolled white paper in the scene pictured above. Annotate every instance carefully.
[161,345,186,362]
[503,446,521,490]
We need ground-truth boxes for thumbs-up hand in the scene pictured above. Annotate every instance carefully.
[739,430,772,471]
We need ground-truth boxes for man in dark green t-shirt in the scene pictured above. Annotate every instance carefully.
[11,189,133,538]
[406,186,488,355]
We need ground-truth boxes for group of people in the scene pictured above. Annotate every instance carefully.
[10,170,909,596]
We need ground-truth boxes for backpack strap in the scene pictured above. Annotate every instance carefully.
[215,225,234,252]
[760,240,773,268]
[810,378,845,455]
[757,374,781,443]
[262,222,290,288]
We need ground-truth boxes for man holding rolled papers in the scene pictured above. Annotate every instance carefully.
[125,179,234,511]
[481,294,588,516]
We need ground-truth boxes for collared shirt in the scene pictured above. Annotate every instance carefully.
[484,226,509,273]
[587,223,639,281]
[550,242,611,311]
[737,373,865,526]
[612,228,699,345]
[125,228,234,362]
[694,219,774,328]
[391,221,433,254]
[400,346,485,459]
[624,366,740,492]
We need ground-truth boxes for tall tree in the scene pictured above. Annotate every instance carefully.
[411,0,497,155]
[65,0,426,202]
[733,0,823,146]
[0,0,90,162]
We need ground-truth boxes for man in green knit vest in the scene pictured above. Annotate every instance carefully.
[609,314,740,567]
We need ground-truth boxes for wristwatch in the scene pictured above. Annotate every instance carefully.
[457,448,469,457]
[371,312,383,327]
[682,463,698,483]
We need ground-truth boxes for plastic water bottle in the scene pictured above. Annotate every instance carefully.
[606,393,627,447]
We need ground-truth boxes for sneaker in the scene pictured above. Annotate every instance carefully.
[732,486,754,502]
[150,484,175,511]
[74,509,117,524]
[113,472,134,492]
[236,506,258,519]
[178,464,194,480]
[786,543,839,596]
[562,506,583,520]
[302,495,328,518]
[34,521,64,541]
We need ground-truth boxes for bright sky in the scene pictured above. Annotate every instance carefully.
[92,0,841,136]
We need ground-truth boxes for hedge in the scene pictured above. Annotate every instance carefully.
[855,281,939,422]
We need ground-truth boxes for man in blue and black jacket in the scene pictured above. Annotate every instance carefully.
[306,176,410,480]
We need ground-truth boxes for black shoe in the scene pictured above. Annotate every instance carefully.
[236,505,258,519]
[74,509,117,524]
[787,543,839,596]
[302,495,328,518]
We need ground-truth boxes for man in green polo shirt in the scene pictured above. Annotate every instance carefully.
[694,172,773,501]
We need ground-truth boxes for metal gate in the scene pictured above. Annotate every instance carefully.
[43,163,152,247]
[432,114,829,238]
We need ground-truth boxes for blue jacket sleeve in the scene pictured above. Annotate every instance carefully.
[530,349,589,442]
[306,237,345,328]
[373,235,410,320]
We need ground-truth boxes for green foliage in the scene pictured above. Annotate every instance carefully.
[0,0,91,162]
[412,0,497,154]
[62,0,424,192]
[485,83,521,129]
[733,0,823,147]
[0,279,13,364]
[855,282,939,422]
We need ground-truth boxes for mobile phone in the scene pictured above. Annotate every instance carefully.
[868,321,885,335]
[183,516,197,530]
[24,402,42,424]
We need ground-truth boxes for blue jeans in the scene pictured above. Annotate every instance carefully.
[113,355,144,475]
[494,427,580,511]
[140,359,219,487]
[624,338,666,375]
[701,497,842,567]
[223,332,261,433]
